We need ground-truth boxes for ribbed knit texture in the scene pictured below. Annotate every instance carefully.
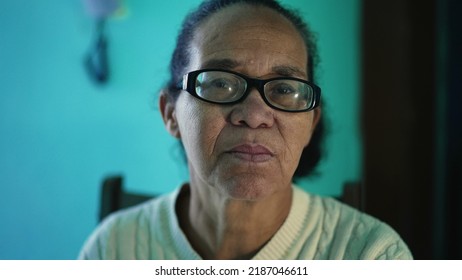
[79,185,412,260]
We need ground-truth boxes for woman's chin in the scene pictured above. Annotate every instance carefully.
[217,177,279,201]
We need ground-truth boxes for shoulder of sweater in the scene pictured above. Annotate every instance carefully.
[98,191,175,233]
[292,187,412,259]
[79,189,181,260]
[298,188,386,232]
[79,192,174,258]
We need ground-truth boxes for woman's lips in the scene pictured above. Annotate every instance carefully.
[227,144,274,162]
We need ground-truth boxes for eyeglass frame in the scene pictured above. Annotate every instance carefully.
[179,68,321,113]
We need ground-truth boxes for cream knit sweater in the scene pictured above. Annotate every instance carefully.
[79,185,412,260]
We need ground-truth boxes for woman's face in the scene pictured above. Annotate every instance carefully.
[163,4,320,200]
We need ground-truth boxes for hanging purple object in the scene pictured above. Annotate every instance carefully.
[82,0,119,84]
[83,0,119,19]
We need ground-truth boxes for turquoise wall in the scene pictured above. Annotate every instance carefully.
[0,0,360,259]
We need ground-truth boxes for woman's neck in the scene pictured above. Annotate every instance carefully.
[176,181,293,260]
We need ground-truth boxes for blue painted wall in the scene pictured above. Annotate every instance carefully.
[0,0,360,259]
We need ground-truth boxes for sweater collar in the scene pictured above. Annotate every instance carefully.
[167,183,311,260]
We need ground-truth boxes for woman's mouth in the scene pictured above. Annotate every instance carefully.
[227,144,274,162]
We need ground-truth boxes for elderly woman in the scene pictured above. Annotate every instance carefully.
[79,0,412,260]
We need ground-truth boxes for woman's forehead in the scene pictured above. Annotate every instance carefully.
[197,4,301,43]
[190,4,308,77]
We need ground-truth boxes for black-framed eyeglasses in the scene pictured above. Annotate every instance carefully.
[180,69,321,113]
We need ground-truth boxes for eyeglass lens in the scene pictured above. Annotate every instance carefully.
[194,71,315,111]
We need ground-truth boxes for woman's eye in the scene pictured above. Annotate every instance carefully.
[273,83,296,95]
[210,79,232,90]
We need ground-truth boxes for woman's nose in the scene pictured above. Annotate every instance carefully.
[229,89,275,128]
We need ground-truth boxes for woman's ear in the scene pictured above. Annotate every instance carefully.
[305,107,322,147]
[159,90,181,139]
[312,107,321,130]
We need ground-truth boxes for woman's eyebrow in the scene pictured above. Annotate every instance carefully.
[201,58,241,70]
[201,59,306,78]
[272,65,306,78]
